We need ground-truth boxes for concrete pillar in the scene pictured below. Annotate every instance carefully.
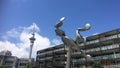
[66,45,72,68]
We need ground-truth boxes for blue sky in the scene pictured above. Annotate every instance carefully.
[0,0,120,58]
[1,0,120,39]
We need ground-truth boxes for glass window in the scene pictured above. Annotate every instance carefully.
[101,46,106,50]
[39,58,45,61]
[79,43,84,46]
[103,55,108,59]
[86,39,99,45]
[79,58,85,61]
[86,49,90,53]
[112,44,119,48]
[86,42,90,45]
[100,44,119,51]
[107,45,112,49]
[115,53,120,58]
[54,48,64,52]
[90,49,94,52]
[118,34,120,38]
[95,47,100,51]
[95,56,101,60]
[73,59,77,62]
[105,35,117,40]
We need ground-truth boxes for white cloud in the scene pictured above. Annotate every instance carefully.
[0,23,50,58]
[92,33,99,35]
[52,39,62,45]
[2,28,20,40]
[23,23,40,33]
[0,41,28,58]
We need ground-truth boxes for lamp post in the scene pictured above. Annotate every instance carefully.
[29,33,36,68]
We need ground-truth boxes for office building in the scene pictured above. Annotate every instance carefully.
[17,58,29,68]
[0,55,18,68]
[36,44,67,68]
[36,28,120,68]
[0,50,12,56]
[17,58,35,68]
[0,50,35,68]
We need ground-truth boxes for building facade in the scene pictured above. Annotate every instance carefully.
[36,28,120,68]
[17,58,29,68]
[36,44,67,68]
[0,50,35,68]
[0,50,18,68]
[0,50,12,56]
[17,58,34,68]
[0,55,18,68]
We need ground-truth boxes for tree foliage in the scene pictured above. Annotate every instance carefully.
[0,65,8,68]
[92,62,103,68]
[24,62,30,68]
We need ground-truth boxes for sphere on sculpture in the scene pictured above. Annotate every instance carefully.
[85,23,91,29]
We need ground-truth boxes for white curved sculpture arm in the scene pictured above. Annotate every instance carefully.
[55,17,65,28]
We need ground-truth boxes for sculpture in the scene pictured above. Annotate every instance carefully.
[55,17,91,57]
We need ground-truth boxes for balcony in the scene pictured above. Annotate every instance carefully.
[54,50,67,55]
[45,57,53,62]
[54,61,66,67]
[72,52,85,58]
[45,52,53,56]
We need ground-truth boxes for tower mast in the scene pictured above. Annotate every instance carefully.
[29,23,36,68]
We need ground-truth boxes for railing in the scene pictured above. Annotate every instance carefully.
[73,53,120,62]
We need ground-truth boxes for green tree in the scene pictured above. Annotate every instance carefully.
[92,62,103,68]
[24,61,30,68]
[0,65,8,68]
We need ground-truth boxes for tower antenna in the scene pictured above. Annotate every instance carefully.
[33,23,36,34]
